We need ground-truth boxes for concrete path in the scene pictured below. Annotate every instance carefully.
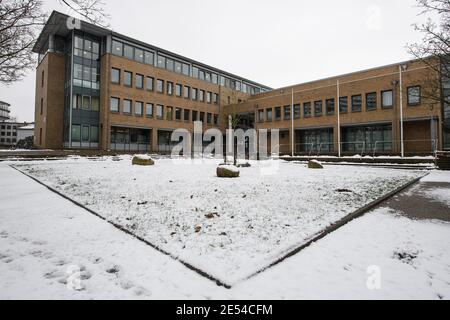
[382,172,450,222]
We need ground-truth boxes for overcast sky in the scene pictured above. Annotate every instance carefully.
[0,0,431,122]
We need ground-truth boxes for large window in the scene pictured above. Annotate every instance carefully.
[381,90,393,108]
[339,96,348,113]
[175,108,182,120]
[366,92,377,111]
[124,71,132,87]
[124,44,134,59]
[111,68,120,84]
[144,51,154,65]
[274,106,281,120]
[314,100,322,117]
[71,125,81,142]
[294,104,301,119]
[184,86,190,99]
[110,97,120,112]
[199,90,205,102]
[156,105,164,119]
[297,128,334,153]
[408,86,421,106]
[167,82,174,95]
[304,102,312,118]
[176,84,182,97]
[266,108,273,121]
[82,125,90,142]
[146,103,153,118]
[135,74,144,89]
[166,107,173,120]
[135,101,143,116]
[123,99,132,114]
[258,109,265,122]
[213,93,219,104]
[207,92,212,103]
[112,40,123,56]
[192,88,198,100]
[342,124,392,153]
[192,110,198,121]
[351,95,362,112]
[157,79,164,93]
[184,109,190,122]
[146,77,154,91]
[284,105,291,120]
[326,98,335,115]
[134,48,144,63]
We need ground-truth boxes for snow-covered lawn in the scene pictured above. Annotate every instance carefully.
[0,164,449,299]
[13,157,425,285]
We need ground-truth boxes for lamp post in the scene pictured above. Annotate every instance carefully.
[399,64,409,158]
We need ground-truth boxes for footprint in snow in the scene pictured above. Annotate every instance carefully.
[0,231,8,238]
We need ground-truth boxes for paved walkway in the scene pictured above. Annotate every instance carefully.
[382,172,450,222]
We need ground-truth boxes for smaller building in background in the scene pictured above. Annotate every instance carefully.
[0,101,11,121]
[0,122,35,149]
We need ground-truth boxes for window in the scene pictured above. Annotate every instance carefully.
[71,125,81,142]
[366,92,377,111]
[381,90,393,108]
[184,109,190,122]
[182,64,190,76]
[207,92,212,103]
[351,95,362,112]
[275,107,282,120]
[110,97,120,112]
[111,68,120,84]
[192,88,198,100]
[192,66,199,78]
[199,70,205,81]
[135,101,143,116]
[157,79,164,93]
[123,99,132,114]
[258,109,265,122]
[339,97,348,113]
[266,108,273,121]
[146,103,153,118]
[146,77,154,91]
[199,90,205,102]
[166,107,173,120]
[176,84,182,97]
[304,102,312,118]
[326,98,335,115]
[314,100,323,116]
[207,113,212,124]
[214,114,218,125]
[124,44,133,59]
[213,93,219,104]
[175,108,182,121]
[166,58,174,71]
[135,74,144,89]
[124,71,132,87]
[134,48,144,62]
[112,40,123,56]
[82,125,90,142]
[284,106,291,120]
[294,104,301,119]
[184,86,190,99]
[91,126,99,143]
[200,112,205,122]
[175,61,182,74]
[40,98,44,115]
[157,55,165,68]
[156,105,164,119]
[92,97,99,111]
[167,82,174,95]
[212,74,218,84]
[408,86,421,106]
[41,70,45,87]
[192,110,198,121]
[82,95,91,110]
[144,51,154,65]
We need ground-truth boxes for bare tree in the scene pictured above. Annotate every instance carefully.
[407,0,450,105]
[0,0,109,85]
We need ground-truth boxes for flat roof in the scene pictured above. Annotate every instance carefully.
[33,11,271,90]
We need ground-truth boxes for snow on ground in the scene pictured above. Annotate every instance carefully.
[13,157,424,285]
[0,164,449,299]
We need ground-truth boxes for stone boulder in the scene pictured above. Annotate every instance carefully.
[308,159,324,169]
[217,165,240,178]
[132,155,155,166]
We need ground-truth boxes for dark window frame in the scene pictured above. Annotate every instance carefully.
[381,90,394,109]
[407,85,421,106]
[365,92,377,111]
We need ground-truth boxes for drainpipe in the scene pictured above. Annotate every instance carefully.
[337,80,341,158]
[291,88,294,156]
[399,64,408,158]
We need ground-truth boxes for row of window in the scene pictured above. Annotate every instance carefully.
[0,125,17,130]
[109,97,219,125]
[0,131,17,136]
[111,39,267,94]
[71,124,99,143]
[0,137,16,143]
[111,68,219,104]
[257,86,421,122]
